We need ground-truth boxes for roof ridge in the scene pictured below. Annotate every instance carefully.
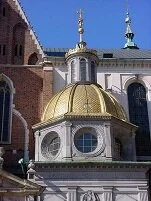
[13,0,44,57]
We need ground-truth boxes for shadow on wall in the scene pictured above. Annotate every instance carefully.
[53,66,68,94]
[41,179,67,201]
[108,85,128,115]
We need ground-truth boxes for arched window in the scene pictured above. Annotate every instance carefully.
[0,80,11,143]
[2,7,6,17]
[3,45,6,56]
[28,53,38,65]
[91,61,95,82]
[80,58,86,81]
[127,83,151,156]
[19,45,22,56]
[71,60,76,83]
[15,45,18,56]
[12,23,25,64]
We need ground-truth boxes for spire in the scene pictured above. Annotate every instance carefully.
[77,9,87,48]
[124,11,139,49]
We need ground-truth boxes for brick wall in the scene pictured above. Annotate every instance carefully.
[0,0,54,174]
[0,66,53,173]
[0,0,42,65]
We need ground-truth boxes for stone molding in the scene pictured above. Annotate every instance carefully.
[13,108,29,161]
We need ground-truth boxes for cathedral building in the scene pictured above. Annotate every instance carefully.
[0,0,151,201]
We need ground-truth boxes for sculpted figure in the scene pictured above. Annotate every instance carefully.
[83,190,100,201]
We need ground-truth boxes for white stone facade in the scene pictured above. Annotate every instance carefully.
[51,58,151,159]
[31,48,151,201]
[33,164,149,201]
[34,118,136,162]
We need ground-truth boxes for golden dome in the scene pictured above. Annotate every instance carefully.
[42,82,127,122]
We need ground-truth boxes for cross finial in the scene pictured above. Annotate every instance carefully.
[78,9,83,19]
[125,0,129,13]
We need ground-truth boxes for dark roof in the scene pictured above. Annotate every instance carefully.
[44,48,151,59]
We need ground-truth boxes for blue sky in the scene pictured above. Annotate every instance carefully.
[20,0,151,49]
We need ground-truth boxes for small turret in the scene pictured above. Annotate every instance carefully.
[65,9,99,84]
[124,11,139,49]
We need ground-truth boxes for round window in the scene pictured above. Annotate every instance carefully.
[41,132,60,159]
[47,137,60,156]
[74,132,97,153]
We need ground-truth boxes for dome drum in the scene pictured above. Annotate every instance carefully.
[67,56,98,84]
[34,117,136,162]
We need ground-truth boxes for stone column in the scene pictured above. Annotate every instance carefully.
[138,187,149,201]
[67,187,77,201]
[0,147,4,169]
[103,187,113,201]
[104,123,113,160]
[37,196,41,201]
[62,121,72,161]
[34,131,40,161]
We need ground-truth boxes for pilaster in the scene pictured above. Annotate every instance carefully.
[138,187,149,201]
[104,123,113,160]
[34,131,40,161]
[67,187,77,201]
[103,187,113,201]
[62,121,72,161]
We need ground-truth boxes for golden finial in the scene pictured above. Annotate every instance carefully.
[77,9,84,43]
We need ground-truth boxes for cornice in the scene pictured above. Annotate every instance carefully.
[34,161,151,170]
[32,113,136,131]
[0,64,42,68]
[43,56,151,70]
[99,59,151,69]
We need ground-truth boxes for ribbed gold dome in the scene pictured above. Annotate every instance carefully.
[42,82,127,122]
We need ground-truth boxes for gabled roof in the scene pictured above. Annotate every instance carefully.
[13,0,44,57]
[0,169,44,196]
[44,48,151,59]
